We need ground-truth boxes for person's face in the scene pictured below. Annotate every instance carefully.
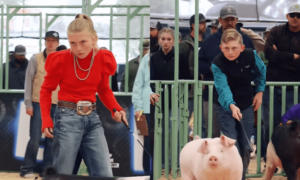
[211,27,218,34]
[14,54,26,62]
[150,28,159,38]
[45,37,59,52]
[159,32,174,51]
[219,40,245,61]
[68,29,97,59]
[219,17,238,31]
[287,13,300,29]
[192,22,206,34]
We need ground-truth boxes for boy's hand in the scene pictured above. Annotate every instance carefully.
[230,104,242,121]
[253,92,263,111]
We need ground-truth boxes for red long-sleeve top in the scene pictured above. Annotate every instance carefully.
[40,49,123,131]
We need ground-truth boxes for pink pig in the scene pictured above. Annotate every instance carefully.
[179,135,243,180]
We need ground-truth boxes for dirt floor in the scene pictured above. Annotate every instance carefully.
[0,146,287,180]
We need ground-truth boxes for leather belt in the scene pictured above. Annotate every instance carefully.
[58,101,96,115]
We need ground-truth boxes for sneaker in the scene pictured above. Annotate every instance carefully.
[20,171,35,179]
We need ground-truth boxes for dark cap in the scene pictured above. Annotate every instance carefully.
[56,45,67,51]
[8,51,14,56]
[189,13,211,26]
[141,39,150,49]
[45,31,59,40]
[150,20,163,31]
[220,5,238,19]
[14,45,26,56]
[208,19,219,28]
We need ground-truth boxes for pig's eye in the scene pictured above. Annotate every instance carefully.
[221,149,223,152]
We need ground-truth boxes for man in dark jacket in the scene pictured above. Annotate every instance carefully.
[150,20,163,55]
[120,39,150,92]
[262,2,300,149]
[2,45,28,89]
[179,13,210,138]
[198,5,255,138]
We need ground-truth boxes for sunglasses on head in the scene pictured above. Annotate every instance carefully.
[289,13,300,18]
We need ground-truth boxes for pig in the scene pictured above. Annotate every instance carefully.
[179,135,243,180]
[263,120,300,180]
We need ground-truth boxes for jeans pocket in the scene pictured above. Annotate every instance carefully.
[59,108,76,117]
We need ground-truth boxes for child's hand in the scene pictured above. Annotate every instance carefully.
[253,92,263,111]
[230,104,242,121]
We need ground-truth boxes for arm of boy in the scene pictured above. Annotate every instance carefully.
[211,64,242,121]
[252,50,266,111]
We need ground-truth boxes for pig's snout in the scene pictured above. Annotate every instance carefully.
[208,156,218,166]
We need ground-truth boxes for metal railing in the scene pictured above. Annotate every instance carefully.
[0,2,149,95]
[152,80,300,179]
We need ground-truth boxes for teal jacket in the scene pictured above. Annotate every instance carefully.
[132,54,153,114]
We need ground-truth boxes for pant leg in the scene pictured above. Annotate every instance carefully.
[149,105,155,180]
[203,100,220,138]
[143,114,151,176]
[72,152,83,175]
[52,108,83,175]
[21,102,43,173]
[41,104,56,173]
[80,111,113,177]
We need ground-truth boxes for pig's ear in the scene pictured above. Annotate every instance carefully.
[220,135,236,148]
[194,135,201,140]
[198,140,208,154]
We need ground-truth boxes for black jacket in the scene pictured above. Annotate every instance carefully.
[264,22,300,82]
[2,57,28,89]
[150,47,191,108]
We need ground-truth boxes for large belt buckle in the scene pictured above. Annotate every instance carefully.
[77,101,92,115]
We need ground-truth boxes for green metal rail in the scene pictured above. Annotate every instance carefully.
[0,2,149,94]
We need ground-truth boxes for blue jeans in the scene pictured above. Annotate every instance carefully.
[21,102,56,174]
[52,107,112,177]
[214,104,254,180]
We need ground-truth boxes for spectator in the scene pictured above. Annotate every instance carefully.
[198,5,255,139]
[56,45,67,51]
[9,51,14,61]
[132,50,157,180]
[21,31,60,178]
[179,13,210,138]
[150,20,163,55]
[211,29,266,180]
[258,27,272,67]
[120,39,150,92]
[2,45,28,89]
[99,47,119,91]
[208,19,219,34]
[262,2,300,155]
[150,27,191,170]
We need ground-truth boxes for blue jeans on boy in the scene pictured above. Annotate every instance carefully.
[143,114,152,179]
[214,104,254,180]
[20,102,56,174]
[52,107,112,177]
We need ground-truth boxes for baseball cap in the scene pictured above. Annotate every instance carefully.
[189,14,211,26]
[56,45,67,51]
[208,19,219,28]
[14,45,26,56]
[220,5,238,19]
[142,39,150,49]
[288,3,300,14]
[150,20,163,30]
[45,31,59,40]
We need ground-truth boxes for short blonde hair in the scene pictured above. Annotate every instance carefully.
[221,29,243,45]
[67,14,99,50]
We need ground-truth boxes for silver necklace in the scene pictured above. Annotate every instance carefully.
[73,51,95,81]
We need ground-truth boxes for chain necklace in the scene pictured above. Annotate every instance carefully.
[73,50,95,81]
